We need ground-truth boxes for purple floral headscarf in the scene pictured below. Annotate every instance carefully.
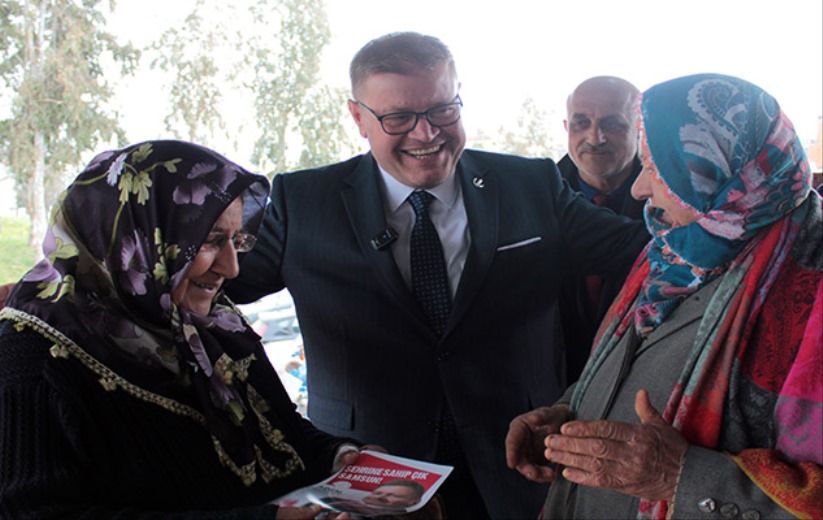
[4,141,309,485]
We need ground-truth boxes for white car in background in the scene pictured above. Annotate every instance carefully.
[238,292,308,415]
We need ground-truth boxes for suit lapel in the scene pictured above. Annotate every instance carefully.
[637,276,723,355]
[449,153,497,329]
[339,153,503,338]
[340,154,429,327]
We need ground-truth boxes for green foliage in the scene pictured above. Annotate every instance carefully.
[150,0,357,178]
[246,0,331,174]
[484,97,563,159]
[0,0,140,246]
[150,1,228,144]
[295,85,359,171]
[0,215,36,284]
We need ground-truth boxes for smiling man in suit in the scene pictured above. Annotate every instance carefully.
[226,32,648,519]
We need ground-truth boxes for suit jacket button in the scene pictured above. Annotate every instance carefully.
[741,510,761,520]
[720,502,739,517]
[698,498,716,513]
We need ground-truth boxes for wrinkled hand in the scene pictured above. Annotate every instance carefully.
[333,444,388,473]
[505,404,571,483]
[275,504,350,519]
[544,390,687,501]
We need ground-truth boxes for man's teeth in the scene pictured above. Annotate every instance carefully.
[407,145,440,156]
[194,282,217,290]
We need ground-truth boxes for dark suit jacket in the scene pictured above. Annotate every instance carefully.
[556,154,647,384]
[227,150,648,519]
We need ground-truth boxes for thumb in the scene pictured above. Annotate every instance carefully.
[634,389,666,426]
[337,450,360,467]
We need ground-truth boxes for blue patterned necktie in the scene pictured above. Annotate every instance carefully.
[408,190,452,336]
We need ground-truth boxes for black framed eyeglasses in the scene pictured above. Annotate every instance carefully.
[200,232,256,254]
[356,96,463,135]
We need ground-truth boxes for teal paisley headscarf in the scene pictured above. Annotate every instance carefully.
[635,73,812,334]
[3,141,309,486]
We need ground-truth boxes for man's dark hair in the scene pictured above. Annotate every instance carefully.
[376,479,425,500]
[349,32,456,97]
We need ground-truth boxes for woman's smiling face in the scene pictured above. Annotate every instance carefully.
[172,197,244,315]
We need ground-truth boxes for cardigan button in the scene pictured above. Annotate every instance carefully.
[720,502,739,517]
[698,498,716,513]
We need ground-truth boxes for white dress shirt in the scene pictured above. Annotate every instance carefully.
[377,166,470,298]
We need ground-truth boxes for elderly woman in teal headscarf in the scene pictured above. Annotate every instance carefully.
[0,140,361,519]
[506,74,821,519]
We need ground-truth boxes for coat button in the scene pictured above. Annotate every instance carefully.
[741,510,761,520]
[698,498,717,513]
[720,502,739,517]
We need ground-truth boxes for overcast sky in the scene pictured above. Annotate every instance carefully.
[99,0,823,157]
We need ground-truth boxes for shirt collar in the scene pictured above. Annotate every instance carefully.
[377,164,459,213]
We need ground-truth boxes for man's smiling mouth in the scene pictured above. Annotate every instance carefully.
[405,144,442,158]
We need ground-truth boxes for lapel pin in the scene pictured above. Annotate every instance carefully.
[472,177,485,188]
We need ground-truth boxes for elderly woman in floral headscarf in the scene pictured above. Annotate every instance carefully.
[506,74,821,519]
[0,141,359,519]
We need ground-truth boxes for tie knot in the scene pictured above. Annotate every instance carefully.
[408,190,435,218]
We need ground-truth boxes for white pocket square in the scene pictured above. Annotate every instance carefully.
[497,236,542,251]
